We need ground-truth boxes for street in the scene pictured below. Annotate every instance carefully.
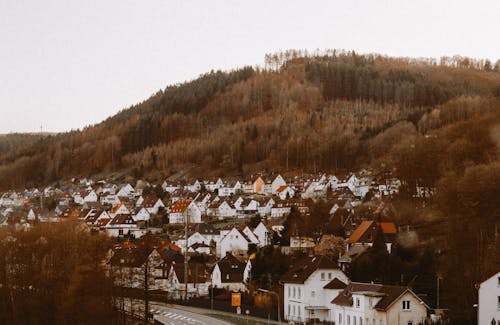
[150,303,233,325]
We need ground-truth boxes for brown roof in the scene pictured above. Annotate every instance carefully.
[323,277,347,290]
[170,199,192,213]
[347,221,397,244]
[109,214,136,226]
[280,255,339,284]
[172,262,209,283]
[216,253,247,283]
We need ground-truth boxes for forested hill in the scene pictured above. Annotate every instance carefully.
[1,50,499,190]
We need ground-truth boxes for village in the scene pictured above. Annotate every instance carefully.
[0,170,495,324]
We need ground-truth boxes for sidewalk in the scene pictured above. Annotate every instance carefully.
[153,302,283,325]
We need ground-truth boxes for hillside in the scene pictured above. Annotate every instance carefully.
[0,50,499,191]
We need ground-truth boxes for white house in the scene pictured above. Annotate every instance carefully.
[105,214,145,238]
[331,282,429,325]
[258,198,275,217]
[117,184,135,198]
[168,199,202,224]
[219,227,250,257]
[271,174,287,194]
[211,253,251,292]
[282,255,349,323]
[277,185,295,200]
[100,193,121,206]
[478,272,500,325]
[132,207,151,222]
[161,181,181,193]
[252,222,271,247]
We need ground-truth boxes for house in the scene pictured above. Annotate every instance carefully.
[347,221,397,253]
[277,185,295,200]
[137,195,165,215]
[257,197,275,217]
[252,222,271,247]
[166,262,210,299]
[168,199,202,224]
[477,271,500,325]
[161,181,181,194]
[100,193,121,206]
[211,253,252,292]
[252,176,265,194]
[208,200,236,220]
[331,282,429,325]
[219,226,251,257]
[109,244,163,290]
[282,255,349,323]
[132,207,151,222]
[105,214,143,238]
[117,184,135,198]
[290,236,316,254]
[271,174,287,194]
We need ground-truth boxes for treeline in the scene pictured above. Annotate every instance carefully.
[0,51,499,190]
[0,222,118,324]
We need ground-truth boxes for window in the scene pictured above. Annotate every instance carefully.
[328,272,332,280]
[293,305,295,315]
[402,300,411,310]
[356,298,360,308]
[288,304,290,316]
[347,315,350,325]
[311,290,315,298]
[498,296,500,309]
[354,317,357,325]
[321,272,325,280]
[293,287,296,298]
[339,314,342,325]
[298,287,301,299]
[359,317,363,325]
[407,322,413,325]
[288,287,291,297]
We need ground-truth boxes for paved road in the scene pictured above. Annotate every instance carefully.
[150,303,232,325]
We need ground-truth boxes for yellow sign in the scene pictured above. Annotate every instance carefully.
[231,292,241,307]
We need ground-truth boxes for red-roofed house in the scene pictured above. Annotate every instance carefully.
[168,199,201,224]
[346,221,397,253]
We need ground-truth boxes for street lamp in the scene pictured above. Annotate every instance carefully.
[257,288,281,323]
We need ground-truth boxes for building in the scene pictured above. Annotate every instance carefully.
[331,282,429,325]
[478,271,500,325]
[281,255,349,323]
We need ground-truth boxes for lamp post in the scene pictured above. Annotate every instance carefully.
[257,288,281,323]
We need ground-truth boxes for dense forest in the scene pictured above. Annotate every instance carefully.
[1,50,499,191]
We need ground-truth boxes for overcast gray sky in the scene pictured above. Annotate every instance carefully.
[1,0,499,133]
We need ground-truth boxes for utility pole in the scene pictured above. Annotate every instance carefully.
[184,204,189,300]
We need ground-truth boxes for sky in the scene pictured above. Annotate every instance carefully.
[0,0,499,133]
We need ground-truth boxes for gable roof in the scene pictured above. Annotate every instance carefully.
[170,199,192,213]
[324,277,348,290]
[216,253,247,283]
[331,282,428,311]
[280,255,339,284]
[347,221,397,244]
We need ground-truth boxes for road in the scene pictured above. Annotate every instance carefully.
[150,303,233,325]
